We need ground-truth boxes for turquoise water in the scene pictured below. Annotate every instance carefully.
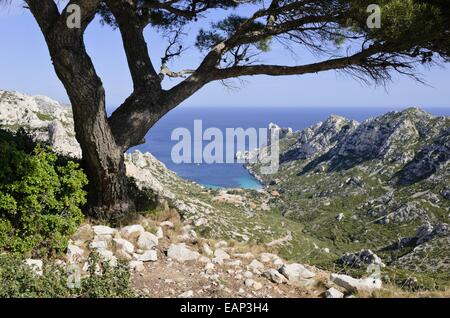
[133,106,449,189]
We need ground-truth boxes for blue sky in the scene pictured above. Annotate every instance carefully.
[0,1,449,110]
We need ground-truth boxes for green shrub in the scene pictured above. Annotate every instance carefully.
[0,253,135,298]
[0,130,88,256]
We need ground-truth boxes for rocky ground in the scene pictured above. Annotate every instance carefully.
[1,90,449,296]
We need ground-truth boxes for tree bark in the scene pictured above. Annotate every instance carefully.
[46,33,135,221]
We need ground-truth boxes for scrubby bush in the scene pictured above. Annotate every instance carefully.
[0,130,88,256]
[0,253,135,298]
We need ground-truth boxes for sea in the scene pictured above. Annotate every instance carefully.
[131,106,450,189]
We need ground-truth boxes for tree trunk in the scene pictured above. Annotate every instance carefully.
[46,34,135,221]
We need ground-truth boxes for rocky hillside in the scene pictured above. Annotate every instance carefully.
[1,89,448,296]
[247,107,449,288]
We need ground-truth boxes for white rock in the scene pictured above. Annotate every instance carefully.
[202,243,214,256]
[243,271,253,278]
[93,234,113,242]
[330,273,382,293]
[279,263,315,281]
[97,249,117,267]
[205,263,215,274]
[178,290,194,298]
[160,221,174,228]
[129,260,145,272]
[66,244,85,264]
[120,224,145,239]
[248,259,265,274]
[227,259,242,267]
[325,287,344,298]
[25,259,43,276]
[244,278,263,290]
[167,243,200,262]
[244,278,255,287]
[336,213,345,222]
[137,231,159,250]
[259,253,278,263]
[92,225,116,236]
[116,249,133,261]
[323,248,330,253]
[273,257,284,266]
[253,281,263,290]
[279,263,316,287]
[199,256,210,263]
[89,240,108,250]
[155,226,164,239]
[134,250,157,262]
[263,269,288,284]
[213,248,230,263]
[113,238,134,254]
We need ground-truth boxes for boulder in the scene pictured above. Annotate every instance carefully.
[66,244,85,264]
[202,243,214,256]
[134,250,157,262]
[339,249,385,268]
[248,259,265,274]
[167,243,200,262]
[97,249,118,267]
[279,263,315,280]
[244,278,263,290]
[279,263,315,286]
[71,224,93,244]
[129,260,145,272]
[160,221,175,228]
[331,273,382,293]
[113,238,135,255]
[212,248,230,264]
[89,240,108,250]
[259,253,278,263]
[325,287,344,298]
[116,249,133,261]
[120,224,145,239]
[137,232,159,250]
[263,269,288,284]
[92,225,116,236]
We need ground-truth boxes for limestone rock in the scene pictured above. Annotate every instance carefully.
[129,260,145,272]
[213,248,230,264]
[263,269,288,284]
[134,250,157,262]
[248,259,265,274]
[92,225,116,236]
[66,244,85,264]
[120,224,145,240]
[167,243,200,262]
[331,273,382,293]
[178,290,194,298]
[137,232,159,250]
[89,240,108,250]
[325,287,344,298]
[279,263,315,286]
